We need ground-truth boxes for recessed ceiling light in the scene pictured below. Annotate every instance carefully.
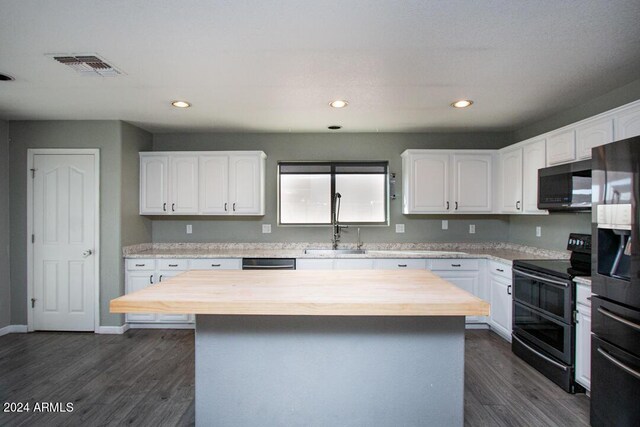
[329,100,348,108]
[451,99,473,108]
[328,125,342,130]
[171,100,191,108]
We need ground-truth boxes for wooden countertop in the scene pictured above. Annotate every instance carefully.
[110,270,490,316]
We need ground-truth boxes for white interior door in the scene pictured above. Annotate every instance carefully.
[32,154,96,331]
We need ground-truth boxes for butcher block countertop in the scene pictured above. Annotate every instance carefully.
[110,269,490,317]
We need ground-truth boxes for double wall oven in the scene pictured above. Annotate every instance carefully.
[512,234,591,393]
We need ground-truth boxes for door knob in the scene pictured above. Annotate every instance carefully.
[82,249,93,258]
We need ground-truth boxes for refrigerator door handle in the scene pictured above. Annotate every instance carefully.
[597,307,640,332]
[597,347,640,381]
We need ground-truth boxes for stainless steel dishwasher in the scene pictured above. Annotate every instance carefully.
[242,258,296,270]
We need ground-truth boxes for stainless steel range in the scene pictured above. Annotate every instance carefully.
[511,233,591,393]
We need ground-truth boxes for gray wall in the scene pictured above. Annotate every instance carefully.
[514,77,640,142]
[9,121,124,326]
[0,120,10,329]
[152,133,512,245]
[507,212,591,251]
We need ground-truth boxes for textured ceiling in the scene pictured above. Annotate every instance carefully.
[1,0,640,133]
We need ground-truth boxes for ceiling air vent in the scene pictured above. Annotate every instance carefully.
[51,54,122,77]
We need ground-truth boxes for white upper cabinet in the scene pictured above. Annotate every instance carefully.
[199,155,229,214]
[522,139,547,214]
[576,118,614,160]
[402,151,450,213]
[402,150,493,214]
[140,151,266,216]
[615,102,640,140]
[499,147,523,213]
[140,155,169,214]
[170,155,199,214]
[452,154,492,212]
[546,129,576,165]
[229,154,266,215]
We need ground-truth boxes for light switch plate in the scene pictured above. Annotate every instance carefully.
[442,220,448,230]
[395,224,405,233]
[469,224,476,234]
[262,224,272,234]
[536,226,542,237]
[186,224,192,234]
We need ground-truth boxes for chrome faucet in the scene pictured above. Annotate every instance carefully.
[332,192,347,249]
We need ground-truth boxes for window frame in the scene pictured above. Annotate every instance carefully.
[277,161,390,226]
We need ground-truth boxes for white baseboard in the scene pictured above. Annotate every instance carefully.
[128,323,195,330]
[0,325,29,336]
[465,323,490,330]
[95,324,130,334]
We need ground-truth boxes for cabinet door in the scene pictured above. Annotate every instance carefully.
[575,305,592,390]
[229,154,264,215]
[576,118,614,160]
[140,155,168,214]
[489,274,512,341]
[435,271,482,323]
[615,103,640,140]
[522,139,547,214]
[296,259,334,270]
[333,259,374,270]
[170,155,199,214]
[199,155,229,214]
[500,148,523,213]
[452,154,492,212]
[156,270,190,323]
[546,129,576,165]
[125,271,157,322]
[403,153,450,213]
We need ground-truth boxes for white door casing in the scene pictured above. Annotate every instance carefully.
[28,150,99,331]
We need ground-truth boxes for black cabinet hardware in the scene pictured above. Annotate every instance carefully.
[211,264,221,267]
[507,285,512,295]
[168,264,178,267]
[163,202,167,212]
[451,264,461,267]
[398,264,407,268]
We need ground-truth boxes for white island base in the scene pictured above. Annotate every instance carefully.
[195,315,465,427]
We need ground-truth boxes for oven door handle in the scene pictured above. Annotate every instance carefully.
[512,334,568,371]
[597,347,640,381]
[597,307,640,332]
[512,268,570,287]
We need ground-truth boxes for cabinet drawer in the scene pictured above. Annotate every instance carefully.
[488,260,512,279]
[158,259,189,270]
[296,259,334,270]
[576,283,592,307]
[189,258,241,270]
[430,259,479,271]
[375,259,426,270]
[126,259,156,271]
[333,259,374,270]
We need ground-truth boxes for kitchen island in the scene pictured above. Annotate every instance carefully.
[110,269,489,427]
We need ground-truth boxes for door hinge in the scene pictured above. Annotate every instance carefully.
[30,168,36,178]
[31,298,36,308]
[31,234,35,244]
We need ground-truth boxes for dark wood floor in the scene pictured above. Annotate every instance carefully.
[0,329,589,426]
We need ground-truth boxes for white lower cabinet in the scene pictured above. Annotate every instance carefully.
[575,283,592,390]
[430,259,484,324]
[125,258,241,326]
[487,260,513,341]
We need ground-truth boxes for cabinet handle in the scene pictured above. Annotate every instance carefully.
[168,264,178,267]
[224,202,228,211]
[135,264,145,267]
[163,203,167,212]
[507,285,512,295]
[496,268,504,272]
[233,203,236,211]
[451,264,461,267]
[159,275,163,282]
[211,264,221,267]
[172,203,175,212]
[455,201,458,210]
[516,201,521,210]
[446,201,450,210]
[149,275,153,284]
[398,264,407,268]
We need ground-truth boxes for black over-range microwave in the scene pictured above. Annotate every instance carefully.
[538,159,592,211]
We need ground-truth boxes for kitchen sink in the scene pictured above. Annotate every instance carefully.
[304,249,367,255]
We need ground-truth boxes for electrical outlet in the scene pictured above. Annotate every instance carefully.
[469,224,476,234]
[442,220,448,230]
[536,226,542,237]
[262,224,272,234]
[186,224,192,234]
[395,224,405,233]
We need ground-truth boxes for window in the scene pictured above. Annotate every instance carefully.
[278,162,388,225]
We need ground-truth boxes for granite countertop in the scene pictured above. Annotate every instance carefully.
[123,242,569,265]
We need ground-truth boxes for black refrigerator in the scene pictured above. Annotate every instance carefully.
[591,136,640,426]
